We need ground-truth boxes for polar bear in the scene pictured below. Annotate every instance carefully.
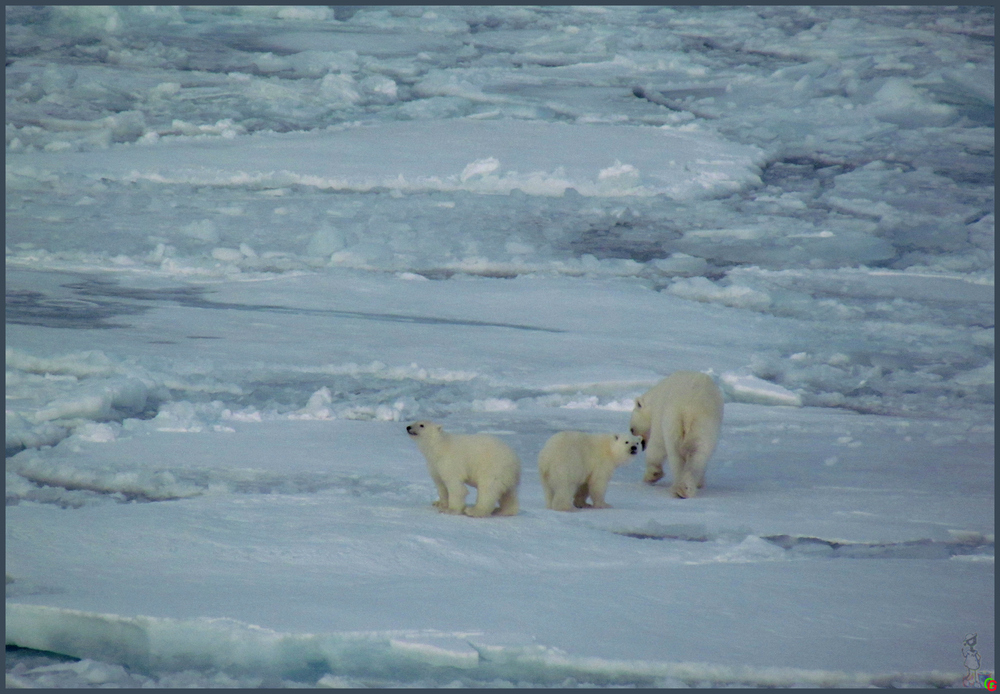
[630,371,724,499]
[406,421,521,517]
[538,431,643,511]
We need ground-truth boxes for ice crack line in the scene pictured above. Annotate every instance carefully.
[615,529,994,560]
[5,278,566,333]
[62,278,566,333]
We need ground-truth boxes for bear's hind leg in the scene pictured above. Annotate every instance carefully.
[665,430,692,499]
[670,450,701,499]
[680,440,714,498]
[465,484,501,517]
[674,420,719,498]
[443,481,468,514]
[540,472,555,509]
[495,487,519,516]
[670,475,696,499]
[549,487,575,512]
[669,462,696,498]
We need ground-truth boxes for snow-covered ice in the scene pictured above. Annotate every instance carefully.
[6,5,993,688]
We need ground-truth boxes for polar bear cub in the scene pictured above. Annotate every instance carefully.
[538,431,643,511]
[630,371,724,499]
[406,421,521,517]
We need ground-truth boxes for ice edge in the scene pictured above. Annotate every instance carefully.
[4,603,962,687]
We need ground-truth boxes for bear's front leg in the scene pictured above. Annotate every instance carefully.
[573,483,592,508]
[587,472,613,509]
[643,427,667,483]
[432,479,449,510]
[642,443,667,484]
[643,433,667,484]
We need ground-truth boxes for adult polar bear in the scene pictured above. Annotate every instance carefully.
[406,421,521,517]
[538,431,643,511]
[630,371,724,499]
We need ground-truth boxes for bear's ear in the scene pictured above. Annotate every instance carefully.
[613,434,619,441]
[635,399,642,409]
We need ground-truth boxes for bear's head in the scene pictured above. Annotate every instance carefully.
[612,433,645,462]
[629,397,651,447]
[406,420,442,439]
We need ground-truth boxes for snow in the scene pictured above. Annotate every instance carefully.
[5,5,994,689]
[5,407,992,685]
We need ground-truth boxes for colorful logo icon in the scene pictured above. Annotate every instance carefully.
[984,677,996,691]
[962,633,985,688]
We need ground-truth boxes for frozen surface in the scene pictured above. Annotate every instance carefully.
[5,5,994,689]
[6,120,765,199]
[6,413,994,687]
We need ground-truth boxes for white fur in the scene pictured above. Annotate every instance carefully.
[630,371,724,499]
[538,431,643,511]
[406,421,521,517]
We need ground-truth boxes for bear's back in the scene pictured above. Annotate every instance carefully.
[452,432,520,468]
[656,371,723,415]
[539,431,616,471]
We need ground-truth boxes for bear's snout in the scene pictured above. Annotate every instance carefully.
[406,425,417,436]
[629,444,639,455]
